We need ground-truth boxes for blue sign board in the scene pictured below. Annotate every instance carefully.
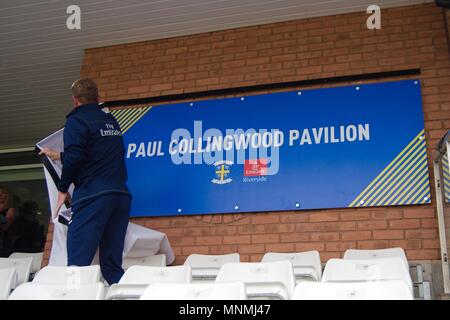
[111,80,430,217]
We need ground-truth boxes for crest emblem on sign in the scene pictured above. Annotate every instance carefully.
[212,160,233,185]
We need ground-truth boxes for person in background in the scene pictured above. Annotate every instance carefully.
[0,186,16,257]
[3,201,45,256]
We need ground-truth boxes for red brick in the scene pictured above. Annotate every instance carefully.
[321,252,342,260]
[280,233,310,242]
[356,240,389,250]
[127,85,149,94]
[323,63,350,72]
[249,254,264,262]
[335,53,362,63]
[162,228,183,237]
[296,65,323,75]
[405,229,438,239]
[265,243,295,252]
[247,57,271,66]
[252,234,280,244]
[340,211,371,221]
[143,218,170,228]
[389,239,422,250]
[371,210,403,220]
[325,242,357,252]
[357,220,388,230]
[425,120,442,130]
[388,219,421,229]
[373,230,404,240]
[279,213,309,223]
[170,217,202,227]
[208,245,238,254]
[323,48,349,57]
[310,232,340,242]
[195,78,219,86]
[421,218,438,228]
[340,229,374,241]
[223,235,251,245]
[99,69,120,77]
[238,244,266,254]
[307,223,330,232]
[264,224,296,233]
[323,222,356,231]
[295,223,316,232]
[271,54,297,63]
[422,239,441,249]
[309,212,339,222]
[407,249,440,260]
[272,24,297,34]
[195,236,222,245]
[295,242,325,252]
[251,214,280,224]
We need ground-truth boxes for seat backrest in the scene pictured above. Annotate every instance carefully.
[292,280,413,300]
[9,252,44,274]
[8,282,105,300]
[0,258,32,287]
[32,265,101,285]
[123,254,166,269]
[184,253,240,280]
[262,251,322,281]
[106,265,192,300]
[119,265,191,285]
[322,258,412,292]
[0,268,16,300]
[343,248,408,269]
[184,253,240,268]
[215,261,296,299]
[139,282,247,300]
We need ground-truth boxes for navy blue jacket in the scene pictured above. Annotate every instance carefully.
[58,103,130,205]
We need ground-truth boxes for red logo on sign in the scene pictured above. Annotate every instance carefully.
[244,159,268,176]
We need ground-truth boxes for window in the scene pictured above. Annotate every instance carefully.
[0,149,49,257]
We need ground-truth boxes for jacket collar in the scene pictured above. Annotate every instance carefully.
[66,103,99,118]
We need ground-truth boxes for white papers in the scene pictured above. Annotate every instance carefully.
[36,128,64,176]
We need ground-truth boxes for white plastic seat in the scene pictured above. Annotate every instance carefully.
[9,252,44,274]
[322,258,413,293]
[8,282,105,300]
[0,257,33,288]
[123,254,166,269]
[343,248,409,269]
[215,261,296,300]
[292,280,413,300]
[32,265,101,285]
[140,282,247,300]
[262,251,322,282]
[184,253,240,281]
[106,265,191,300]
[0,268,16,300]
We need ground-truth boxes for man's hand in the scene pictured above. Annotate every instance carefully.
[39,147,61,161]
[53,191,70,222]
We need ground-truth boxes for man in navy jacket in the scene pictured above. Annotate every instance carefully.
[40,78,131,284]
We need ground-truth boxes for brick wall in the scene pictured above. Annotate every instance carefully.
[446,8,450,50]
[44,3,450,265]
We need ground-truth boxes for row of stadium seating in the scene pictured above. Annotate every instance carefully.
[0,252,44,296]
[0,247,414,300]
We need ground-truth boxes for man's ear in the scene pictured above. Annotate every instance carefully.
[72,96,80,107]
